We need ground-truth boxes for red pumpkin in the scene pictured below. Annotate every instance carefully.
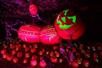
[18,25,40,43]
[54,9,85,40]
[40,25,61,45]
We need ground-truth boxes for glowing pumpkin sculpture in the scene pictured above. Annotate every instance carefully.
[40,25,61,45]
[54,9,85,40]
[18,25,40,43]
[29,4,38,16]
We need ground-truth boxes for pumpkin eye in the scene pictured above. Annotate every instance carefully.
[61,17,66,23]
[68,16,77,23]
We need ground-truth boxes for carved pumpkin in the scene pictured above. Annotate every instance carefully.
[29,4,38,16]
[54,9,85,40]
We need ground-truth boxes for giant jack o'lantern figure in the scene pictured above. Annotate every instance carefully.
[54,9,85,40]
[18,25,40,43]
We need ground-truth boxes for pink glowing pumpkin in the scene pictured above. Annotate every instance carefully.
[54,9,85,40]
[29,4,38,16]
[40,25,61,45]
[18,25,40,43]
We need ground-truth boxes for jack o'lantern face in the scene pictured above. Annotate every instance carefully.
[54,9,85,40]
[56,9,77,30]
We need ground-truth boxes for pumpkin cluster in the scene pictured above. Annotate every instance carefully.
[18,9,85,45]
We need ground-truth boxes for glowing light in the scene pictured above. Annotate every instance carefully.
[3,44,7,48]
[25,47,30,52]
[59,58,63,63]
[59,24,72,29]
[25,53,30,58]
[39,51,43,56]
[18,25,40,43]
[23,58,28,64]
[6,55,12,61]
[12,57,18,63]
[11,50,16,55]
[57,20,72,29]
[56,9,77,30]
[46,51,49,55]
[57,20,62,25]
[17,52,22,58]
[72,60,79,68]
[39,60,47,68]
[31,55,37,60]
[29,4,38,16]
[1,49,6,55]
[16,47,19,51]
[31,48,37,53]
[61,17,66,22]
[53,46,58,50]
[50,52,54,57]
[30,59,37,66]
[40,25,60,45]
[23,44,26,48]
[3,54,7,59]
[54,9,85,40]
[63,9,69,16]
[55,52,60,58]
[10,44,15,49]
[51,57,58,63]
[83,60,89,67]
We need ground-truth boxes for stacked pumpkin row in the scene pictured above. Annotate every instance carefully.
[18,25,60,45]
[0,42,66,68]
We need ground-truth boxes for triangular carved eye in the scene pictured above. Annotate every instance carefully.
[68,16,77,23]
[61,17,66,23]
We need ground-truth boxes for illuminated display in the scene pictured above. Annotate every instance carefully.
[56,9,77,30]
[54,9,85,40]
[18,25,40,43]
[40,25,60,45]
[29,4,38,16]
